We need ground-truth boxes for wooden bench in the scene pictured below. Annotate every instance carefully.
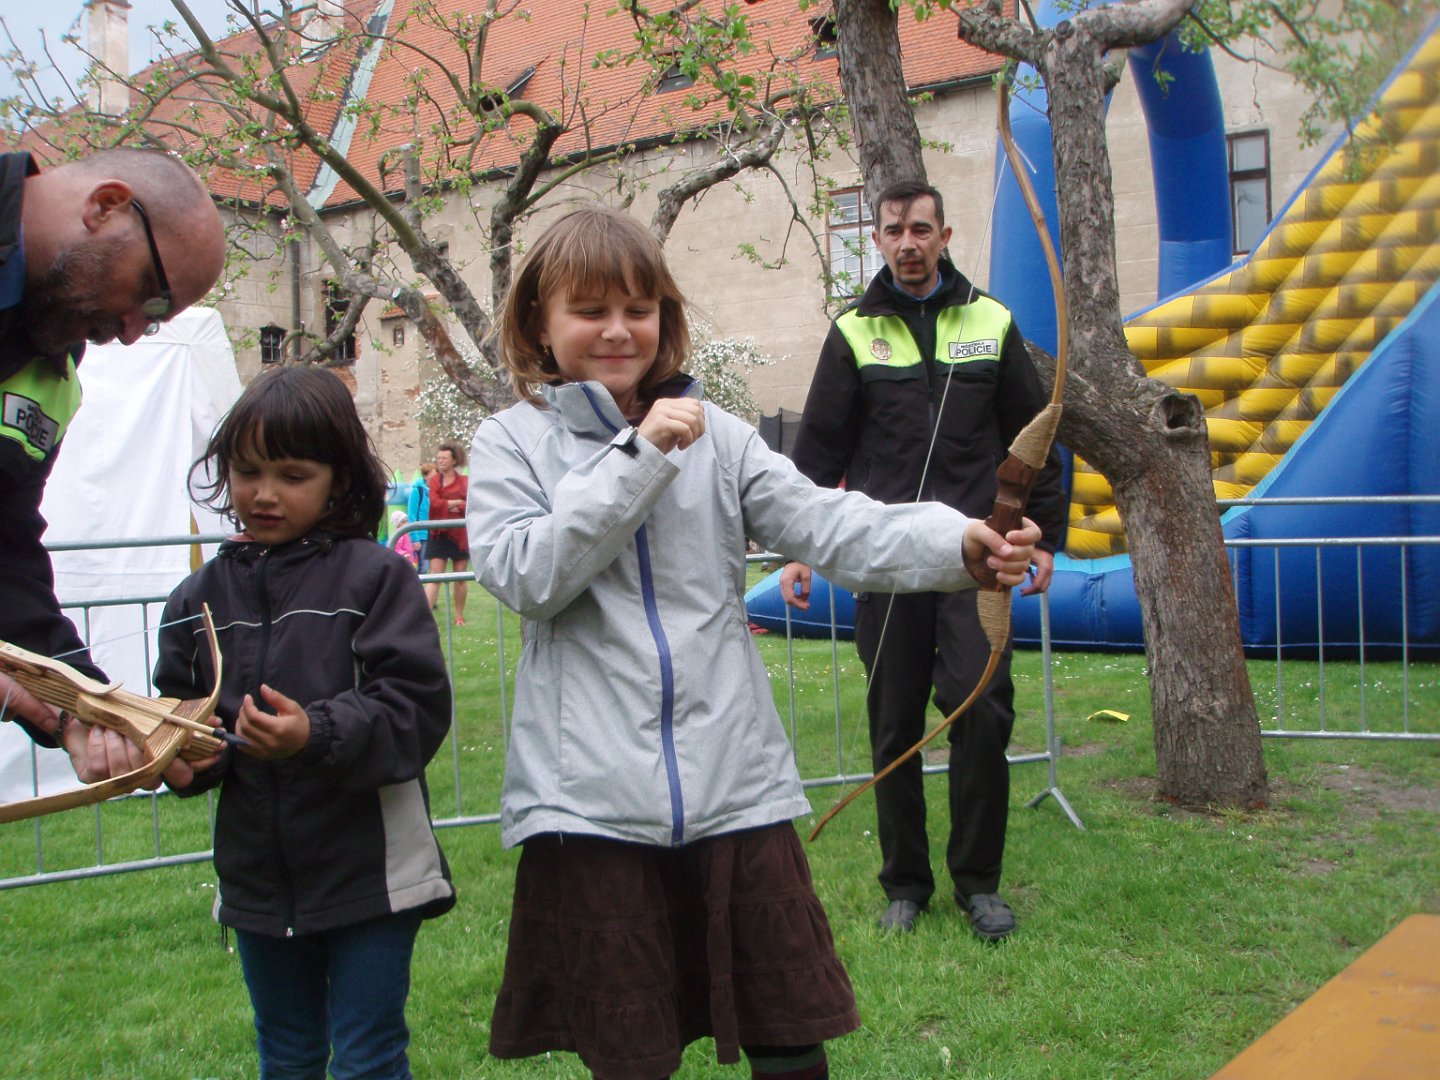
[1212,913,1440,1078]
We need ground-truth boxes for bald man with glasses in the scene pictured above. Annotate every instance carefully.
[0,147,225,786]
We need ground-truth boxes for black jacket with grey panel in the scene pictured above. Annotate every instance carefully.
[155,533,456,937]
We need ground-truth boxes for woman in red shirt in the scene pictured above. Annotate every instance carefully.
[423,441,470,625]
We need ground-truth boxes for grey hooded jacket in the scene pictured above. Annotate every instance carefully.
[467,377,982,849]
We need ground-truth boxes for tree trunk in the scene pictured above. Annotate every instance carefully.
[1038,20,1268,808]
[834,0,926,205]
[837,0,1266,807]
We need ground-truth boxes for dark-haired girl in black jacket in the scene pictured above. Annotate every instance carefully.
[156,365,454,1080]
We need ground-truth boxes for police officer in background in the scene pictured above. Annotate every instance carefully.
[781,179,1066,939]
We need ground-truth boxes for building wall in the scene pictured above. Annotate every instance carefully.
[214,212,289,380]
[214,44,1334,467]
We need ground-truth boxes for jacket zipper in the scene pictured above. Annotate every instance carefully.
[254,547,299,934]
[915,299,939,502]
[581,388,688,845]
[634,524,685,846]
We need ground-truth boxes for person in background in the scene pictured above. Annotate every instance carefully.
[422,443,469,625]
[781,179,1066,940]
[391,509,418,567]
[0,146,225,784]
[467,206,1040,1079]
[406,460,434,567]
[155,365,454,1079]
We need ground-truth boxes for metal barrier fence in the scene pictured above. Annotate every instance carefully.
[1234,535,1440,742]
[3,498,1435,889]
[1218,497,1440,743]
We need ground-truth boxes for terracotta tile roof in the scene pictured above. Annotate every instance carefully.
[19,0,1008,211]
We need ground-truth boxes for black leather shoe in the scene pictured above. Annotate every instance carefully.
[877,898,922,933]
[957,892,1016,941]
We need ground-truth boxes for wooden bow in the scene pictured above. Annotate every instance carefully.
[0,605,225,823]
[810,77,1068,842]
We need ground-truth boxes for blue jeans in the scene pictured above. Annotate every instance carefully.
[235,912,423,1080]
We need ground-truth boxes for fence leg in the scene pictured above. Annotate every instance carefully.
[1025,591,1085,830]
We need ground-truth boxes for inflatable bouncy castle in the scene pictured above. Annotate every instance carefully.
[748,16,1440,652]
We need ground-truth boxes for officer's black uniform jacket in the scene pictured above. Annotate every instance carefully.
[0,152,102,749]
[790,258,1067,553]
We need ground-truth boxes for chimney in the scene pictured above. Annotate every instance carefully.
[305,0,345,45]
[85,0,132,116]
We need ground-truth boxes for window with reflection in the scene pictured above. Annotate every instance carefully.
[826,188,883,300]
[259,323,285,364]
[324,282,358,362]
[656,55,693,93]
[1228,131,1271,256]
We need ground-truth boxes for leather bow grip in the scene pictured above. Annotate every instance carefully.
[990,454,1043,556]
[965,452,1044,590]
[966,399,1062,588]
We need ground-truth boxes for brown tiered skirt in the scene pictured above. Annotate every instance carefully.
[488,822,860,1079]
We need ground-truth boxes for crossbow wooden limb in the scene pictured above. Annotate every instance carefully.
[0,604,225,823]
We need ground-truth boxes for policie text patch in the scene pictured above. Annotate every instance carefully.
[2,391,60,453]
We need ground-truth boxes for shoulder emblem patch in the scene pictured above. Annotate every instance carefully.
[870,338,892,361]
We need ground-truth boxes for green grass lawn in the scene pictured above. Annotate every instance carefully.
[1,613,1436,1078]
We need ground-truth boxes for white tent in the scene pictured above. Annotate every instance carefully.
[0,307,242,800]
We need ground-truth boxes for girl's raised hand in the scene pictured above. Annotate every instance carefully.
[235,683,312,760]
[637,398,705,454]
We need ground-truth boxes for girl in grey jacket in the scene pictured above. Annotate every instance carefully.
[467,207,1039,1080]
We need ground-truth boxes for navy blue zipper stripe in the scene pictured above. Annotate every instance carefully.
[579,383,619,433]
[634,523,684,845]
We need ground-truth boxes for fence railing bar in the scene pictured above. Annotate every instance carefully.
[433,812,503,830]
[0,850,213,890]
[1402,543,1412,733]
[826,584,845,777]
[46,533,229,552]
[1227,536,1440,547]
[1219,495,1440,507]
[783,587,800,755]
[1261,730,1439,741]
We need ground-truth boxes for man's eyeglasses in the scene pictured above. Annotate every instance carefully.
[130,198,173,336]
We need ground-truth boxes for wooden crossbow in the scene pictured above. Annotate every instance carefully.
[0,605,225,823]
[810,76,1068,842]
